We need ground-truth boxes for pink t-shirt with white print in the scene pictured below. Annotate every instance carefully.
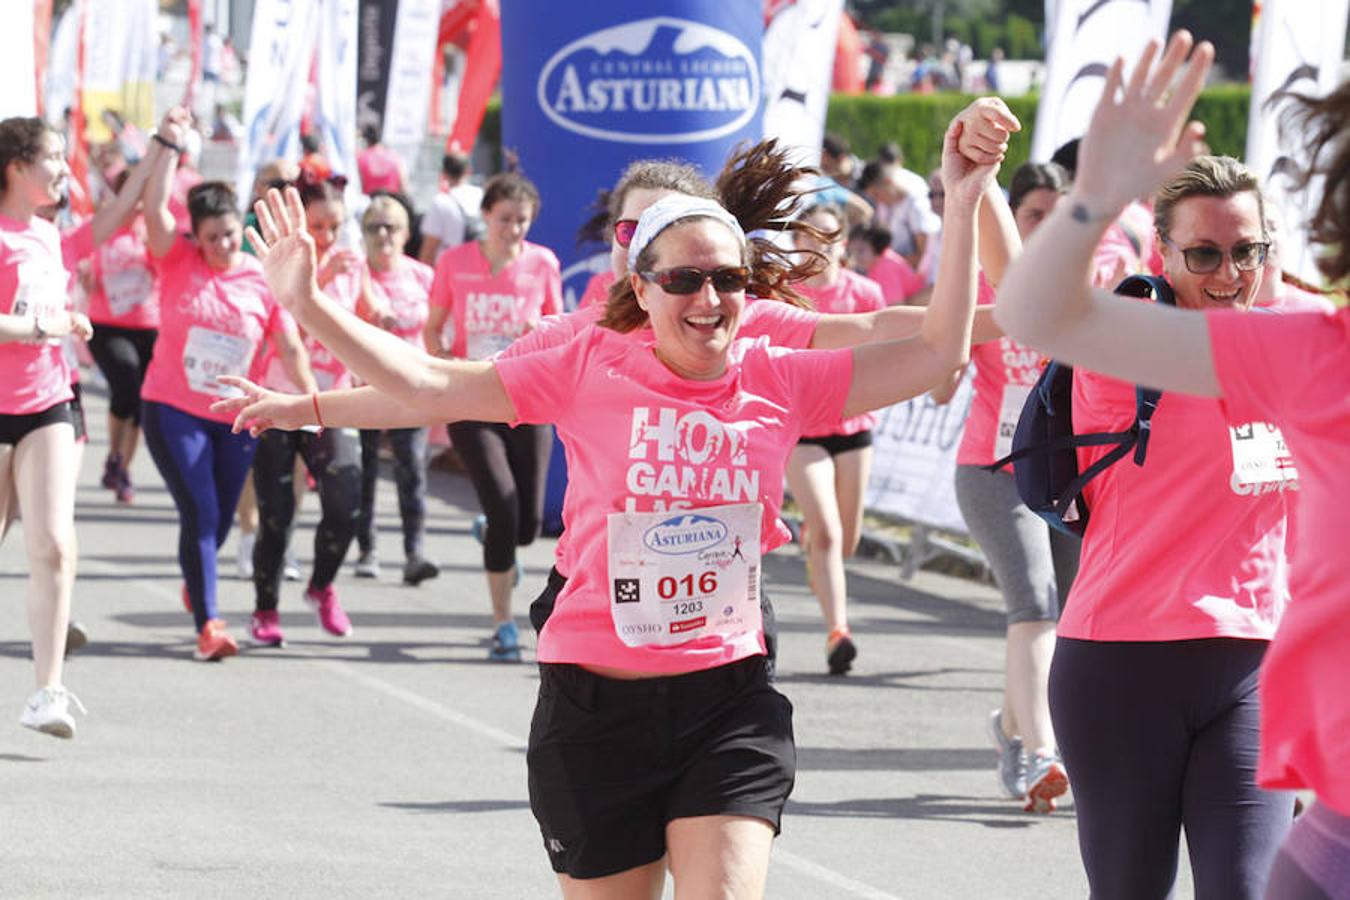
[495,327,852,673]
[798,269,884,437]
[86,220,159,330]
[429,240,562,360]
[957,277,1041,468]
[1208,305,1350,815]
[303,260,364,391]
[0,214,74,414]
[368,257,434,348]
[141,237,288,423]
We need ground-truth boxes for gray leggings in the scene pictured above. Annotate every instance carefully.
[1265,802,1350,899]
[954,464,1080,623]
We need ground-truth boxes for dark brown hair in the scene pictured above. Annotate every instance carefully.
[186,181,240,233]
[0,117,55,193]
[481,172,540,216]
[1008,161,1069,213]
[599,139,832,332]
[1291,82,1350,286]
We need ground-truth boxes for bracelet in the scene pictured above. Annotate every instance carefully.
[32,314,46,342]
[152,133,184,155]
[311,391,325,435]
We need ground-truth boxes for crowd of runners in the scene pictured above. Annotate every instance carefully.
[2,29,1348,899]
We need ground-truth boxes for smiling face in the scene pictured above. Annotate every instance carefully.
[8,130,68,209]
[305,198,345,257]
[482,197,532,257]
[1161,192,1266,311]
[362,200,409,271]
[194,213,243,270]
[611,186,677,279]
[632,218,746,381]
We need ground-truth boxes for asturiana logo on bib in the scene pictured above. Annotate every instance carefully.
[537,17,760,144]
[643,514,728,555]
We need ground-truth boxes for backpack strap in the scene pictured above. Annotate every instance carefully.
[1115,274,1176,466]
[986,427,1136,471]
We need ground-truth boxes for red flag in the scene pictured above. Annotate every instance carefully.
[184,0,202,106]
[833,12,864,94]
[33,0,53,116]
[67,0,92,217]
[444,0,500,155]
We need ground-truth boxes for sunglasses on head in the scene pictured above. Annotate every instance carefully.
[1163,238,1270,274]
[613,218,638,248]
[640,266,751,295]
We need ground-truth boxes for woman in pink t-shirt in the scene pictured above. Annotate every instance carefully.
[995,33,1343,898]
[846,223,925,305]
[221,112,998,894]
[140,111,314,663]
[785,203,886,674]
[352,194,439,587]
[423,173,562,662]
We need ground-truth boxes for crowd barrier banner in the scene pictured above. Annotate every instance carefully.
[863,371,974,536]
[1246,0,1350,287]
[1031,0,1171,162]
[500,3,764,531]
[0,1,37,119]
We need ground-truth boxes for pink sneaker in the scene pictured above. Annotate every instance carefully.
[249,610,286,647]
[304,583,352,637]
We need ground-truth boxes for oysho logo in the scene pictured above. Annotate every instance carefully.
[643,514,728,555]
[537,17,760,144]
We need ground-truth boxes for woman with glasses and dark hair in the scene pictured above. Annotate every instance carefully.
[140,113,316,662]
[422,172,563,662]
[215,98,995,894]
[994,34,1299,898]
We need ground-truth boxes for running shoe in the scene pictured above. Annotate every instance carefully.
[354,551,380,579]
[114,469,135,505]
[305,583,353,637]
[987,709,1027,800]
[249,610,286,647]
[194,619,238,661]
[64,621,89,657]
[19,685,85,739]
[1024,750,1069,814]
[402,557,439,586]
[236,532,255,581]
[283,549,302,582]
[470,514,486,544]
[100,452,121,490]
[826,629,856,675]
[488,621,522,662]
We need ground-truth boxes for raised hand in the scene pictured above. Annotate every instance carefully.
[210,375,308,437]
[245,187,320,319]
[1074,31,1214,214]
[955,97,1021,167]
[941,119,1000,210]
[157,106,191,149]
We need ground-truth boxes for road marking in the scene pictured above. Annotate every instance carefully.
[774,849,904,900]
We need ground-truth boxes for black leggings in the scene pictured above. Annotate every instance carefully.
[357,427,429,559]
[251,427,362,610]
[447,421,552,573]
[87,325,157,423]
[1050,637,1293,899]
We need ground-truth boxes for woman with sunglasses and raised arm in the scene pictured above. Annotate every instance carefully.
[421,172,562,662]
[994,33,1319,898]
[218,100,991,895]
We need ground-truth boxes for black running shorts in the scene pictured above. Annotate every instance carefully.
[796,429,873,456]
[0,399,76,446]
[527,655,795,879]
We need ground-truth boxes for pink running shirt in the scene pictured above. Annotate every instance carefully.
[356,145,403,194]
[428,241,562,360]
[0,214,75,414]
[86,221,159,330]
[796,269,884,437]
[1208,306,1350,815]
[957,278,1041,467]
[868,247,925,305]
[368,258,435,348]
[141,237,288,422]
[303,260,365,391]
[495,328,852,673]
[578,270,616,310]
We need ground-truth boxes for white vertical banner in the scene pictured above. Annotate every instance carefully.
[761,0,843,167]
[381,0,441,161]
[0,1,36,119]
[236,0,322,207]
[82,0,159,139]
[45,4,79,126]
[1031,0,1172,162]
[1246,0,1350,286]
[316,0,360,205]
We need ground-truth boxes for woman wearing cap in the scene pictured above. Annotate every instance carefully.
[220,104,995,894]
[994,33,1327,898]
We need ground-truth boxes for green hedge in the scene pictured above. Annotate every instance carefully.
[479,85,1250,185]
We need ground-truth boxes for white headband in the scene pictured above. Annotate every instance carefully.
[626,195,746,270]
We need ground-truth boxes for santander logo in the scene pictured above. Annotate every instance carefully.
[537,17,760,144]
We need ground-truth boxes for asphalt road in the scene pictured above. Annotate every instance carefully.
[0,384,1158,899]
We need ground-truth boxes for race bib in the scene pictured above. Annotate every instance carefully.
[12,263,68,346]
[183,326,253,396]
[1230,421,1298,486]
[606,502,762,648]
[467,331,514,361]
[995,384,1032,460]
[103,265,153,317]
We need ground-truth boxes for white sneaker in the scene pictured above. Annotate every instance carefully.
[283,549,302,582]
[236,532,256,580]
[354,551,380,579]
[19,686,86,739]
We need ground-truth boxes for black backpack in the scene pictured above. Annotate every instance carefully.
[987,274,1176,535]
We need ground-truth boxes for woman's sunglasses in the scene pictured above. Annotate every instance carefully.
[1163,238,1270,274]
[640,266,751,295]
[613,218,639,248]
[363,221,402,236]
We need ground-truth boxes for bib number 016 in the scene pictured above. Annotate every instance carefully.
[657,571,718,600]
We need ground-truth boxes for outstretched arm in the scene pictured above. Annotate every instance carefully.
[246,187,515,424]
[994,32,1220,397]
[213,379,450,434]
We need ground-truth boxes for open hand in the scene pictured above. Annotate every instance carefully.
[210,375,309,437]
[245,187,320,320]
[1074,31,1214,213]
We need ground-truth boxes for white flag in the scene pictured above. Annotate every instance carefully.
[1031,0,1172,162]
[762,0,844,167]
[0,1,36,119]
[316,0,360,210]
[1246,0,1350,285]
[381,0,441,163]
[82,0,159,139]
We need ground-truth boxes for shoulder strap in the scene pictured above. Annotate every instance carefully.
[1114,274,1175,465]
